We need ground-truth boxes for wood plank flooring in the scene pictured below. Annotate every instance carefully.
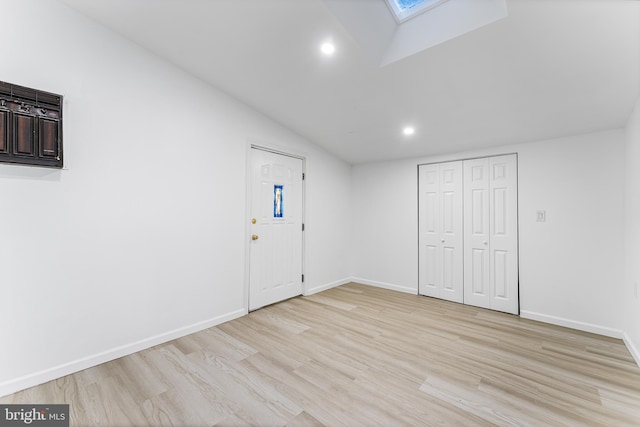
[2,283,640,426]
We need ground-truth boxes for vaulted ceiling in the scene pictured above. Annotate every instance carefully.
[61,0,640,164]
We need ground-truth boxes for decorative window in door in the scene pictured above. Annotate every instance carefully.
[0,81,63,168]
[274,185,283,218]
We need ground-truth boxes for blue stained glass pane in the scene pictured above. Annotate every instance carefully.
[395,0,425,11]
[274,185,283,218]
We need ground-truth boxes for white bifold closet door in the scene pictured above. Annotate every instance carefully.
[463,155,518,314]
[418,154,518,315]
[418,161,464,303]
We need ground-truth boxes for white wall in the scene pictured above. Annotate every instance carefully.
[352,129,626,336]
[621,4,640,365]
[0,0,351,396]
[624,96,640,363]
[517,131,625,333]
[351,160,418,293]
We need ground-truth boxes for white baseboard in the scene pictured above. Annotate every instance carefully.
[520,310,624,339]
[0,308,247,398]
[351,277,418,295]
[623,332,640,368]
[305,278,351,296]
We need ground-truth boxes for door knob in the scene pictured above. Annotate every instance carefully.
[251,218,256,224]
[441,239,445,243]
[483,241,488,245]
[252,235,259,241]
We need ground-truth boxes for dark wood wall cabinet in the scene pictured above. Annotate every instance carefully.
[0,81,63,168]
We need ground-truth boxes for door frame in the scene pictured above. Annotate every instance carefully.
[244,141,307,311]
[417,152,520,314]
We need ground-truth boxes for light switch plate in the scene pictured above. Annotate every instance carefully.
[536,210,546,222]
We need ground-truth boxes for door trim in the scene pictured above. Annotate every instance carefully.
[244,141,307,311]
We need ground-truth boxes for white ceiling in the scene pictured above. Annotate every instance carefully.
[60,0,640,164]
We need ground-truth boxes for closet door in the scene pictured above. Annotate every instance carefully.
[418,161,463,303]
[463,154,519,314]
[488,155,519,314]
[463,158,491,308]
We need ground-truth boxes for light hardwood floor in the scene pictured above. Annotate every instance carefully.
[2,283,640,426]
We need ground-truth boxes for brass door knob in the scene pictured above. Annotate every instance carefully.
[252,235,259,241]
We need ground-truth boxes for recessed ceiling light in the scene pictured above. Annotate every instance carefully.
[403,126,415,136]
[320,42,335,55]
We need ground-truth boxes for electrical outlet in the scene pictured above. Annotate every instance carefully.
[536,210,546,222]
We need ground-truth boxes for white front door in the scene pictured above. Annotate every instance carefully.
[249,148,303,311]
[418,161,464,303]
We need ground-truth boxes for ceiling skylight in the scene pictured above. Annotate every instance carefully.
[386,0,450,23]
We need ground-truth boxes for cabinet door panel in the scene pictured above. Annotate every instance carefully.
[0,81,63,168]
[0,110,7,153]
[39,119,59,158]
[14,114,35,156]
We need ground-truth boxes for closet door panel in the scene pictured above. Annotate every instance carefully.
[418,161,463,303]
[439,161,463,303]
[489,154,519,314]
[463,158,491,308]
[419,164,440,298]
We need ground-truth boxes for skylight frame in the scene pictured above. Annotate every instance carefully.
[385,0,451,24]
